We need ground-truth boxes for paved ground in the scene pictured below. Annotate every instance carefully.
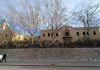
[0,66,100,70]
[0,60,100,66]
[1,61,100,70]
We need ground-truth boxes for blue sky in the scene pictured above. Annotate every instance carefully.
[0,0,100,27]
[0,0,81,27]
[0,0,99,35]
[63,0,80,10]
[0,0,99,17]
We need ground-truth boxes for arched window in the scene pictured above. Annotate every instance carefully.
[5,35,8,37]
[87,32,89,35]
[56,33,58,36]
[65,32,69,36]
[76,32,79,36]
[48,33,50,37]
[43,33,45,37]
[93,31,96,35]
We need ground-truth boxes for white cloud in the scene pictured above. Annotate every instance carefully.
[62,0,81,10]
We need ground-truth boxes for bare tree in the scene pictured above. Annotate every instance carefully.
[6,0,42,44]
[72,0,100,40]
[42,0,68,43]
[5,4,20,31]
[43,0,68,29]
[5,0,68,44]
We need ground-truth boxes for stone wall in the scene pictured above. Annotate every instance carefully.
[0,48,100,61]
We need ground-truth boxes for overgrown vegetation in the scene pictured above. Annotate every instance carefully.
[0,39,100,49]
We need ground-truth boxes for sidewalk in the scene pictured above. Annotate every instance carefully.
[0,60,100,67]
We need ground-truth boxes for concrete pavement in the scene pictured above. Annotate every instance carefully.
[0,66,100,70]
[0,60,100,67]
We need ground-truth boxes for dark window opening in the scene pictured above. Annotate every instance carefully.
[56,33,58,36]
[5,35,8,37]
[77,32,79,36]
[83,32,85,35]
[65,32,69,36]
[48,33,50,37]
[93,31,96,35]
[43,33,45,37]
[87,32,89,35]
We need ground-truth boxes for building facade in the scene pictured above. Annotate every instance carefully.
[0,20,26,45]
[0,20,100,44]
[40,26,100,43]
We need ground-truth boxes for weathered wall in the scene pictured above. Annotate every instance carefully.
[0,48,100,61]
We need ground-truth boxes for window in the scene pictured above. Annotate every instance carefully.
[43,33,45,37]
[93,31,96,35]
[87,32,89,35]
[56,33,58,36]
[48,33,50,37]
[65,32,69,36]
[5,35,7,37]
[76,32,79,36]
[83,32,85,35]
